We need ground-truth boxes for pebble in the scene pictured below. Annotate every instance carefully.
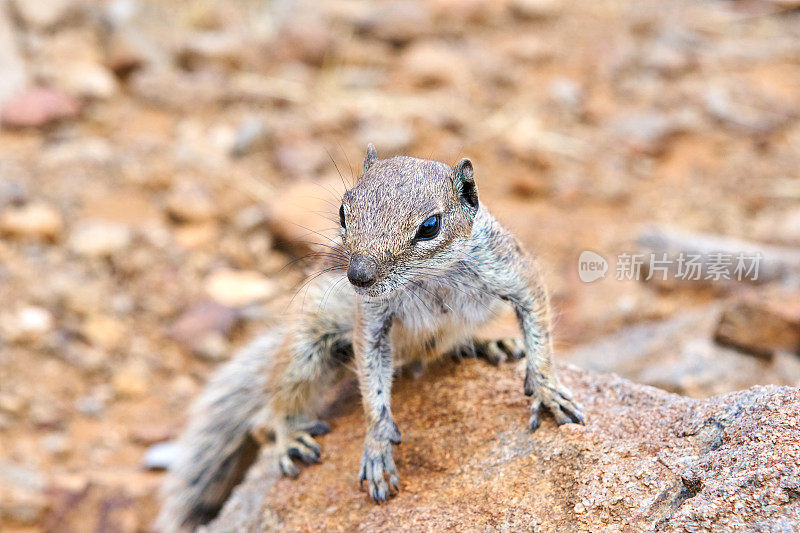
[68,220,133,257]
[0,461,47,525]
[75,395,105,417]
[508,0,562,19]
[143,441,179,471]
[40,433,71,457]
[402,41,467,88]
[177,31,246,70]
[81,315,124,350]
[193,331,229,361]
[57,63,119,100]
[1,306,54,342]
[15,306,53,337]
[170,301,239,351]
[203,268,278,307]
[129,423,176,445]
[230,116,272,157]
[112,363,150,398]
[104,29,147,78]
[0,87,81,128]
[0,202,63,240]
[273,14,336,66]
[0,180,27,207]
[0,393,26,415]
[612,112,679,156]
[549,77,585,117]
[359,3,433,45]
[14,0,80,30]
[166,182,216,223]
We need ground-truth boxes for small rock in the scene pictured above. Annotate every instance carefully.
[68,220,133,257]
[1,306,54,342]
[272,15,336,66]
[714,295,800,358]
[203,269,278,307]
[74,395,105,417]
[356,117,414,154]
[0,461,47,525]
[0,180,27,207]
[166,182,216,223]
[612,112,681,156]
[173,221,219,248]
[0,202,63,240]
[193,331,230,361]
[0,393,26,415]
[643,41,691,77]
[40,433,71,457]
[508,0,562,19]
[13,0,81,30]
[402,41,467,88]
[230,117,272,158]
[112,363,150,398]
[549,77,585,118]
[264,176,345,257]
[80,315,124,350]
[29,400,62,428]
[57,63,118,99]
[104,29,147,78]
[15,306,53,337]
[129,423,176,445]
[503,35,553,64]
[169,301,240,351]
[0,87,81,128]
[177,31,246,70]
[359,3,433,45]
[143,441,179,471]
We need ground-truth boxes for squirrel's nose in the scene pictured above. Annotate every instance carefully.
[348,254,378,288]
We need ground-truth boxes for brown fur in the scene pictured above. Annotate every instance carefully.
[156,146,584,531]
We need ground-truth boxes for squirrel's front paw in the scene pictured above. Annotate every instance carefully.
[524,370,585,431]
[359,436,399,504]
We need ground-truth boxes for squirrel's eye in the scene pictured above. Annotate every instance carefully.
[414,215,440,241]
[339,205,346,229]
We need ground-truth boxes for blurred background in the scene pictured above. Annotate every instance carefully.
[1,0,800,530]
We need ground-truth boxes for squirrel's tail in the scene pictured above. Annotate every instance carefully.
[156,330,283,533]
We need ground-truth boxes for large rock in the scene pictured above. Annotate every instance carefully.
[208,361,800,532]
[566,307,800,398]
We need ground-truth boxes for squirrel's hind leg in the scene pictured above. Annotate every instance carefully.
[453,337,525,365]
[267,331,351,478]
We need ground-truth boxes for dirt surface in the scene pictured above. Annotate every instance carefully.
[1,0,800,530]
[210,361,800,532]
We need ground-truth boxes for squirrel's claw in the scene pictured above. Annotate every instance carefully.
[526,375,585,432]
[358,438,399,504]
[277,431,324,478]
[473,338,526,366]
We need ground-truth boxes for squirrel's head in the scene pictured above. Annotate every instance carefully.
[339,144,479,298]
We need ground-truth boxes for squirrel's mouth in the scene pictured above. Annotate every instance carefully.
[349,279,397,300]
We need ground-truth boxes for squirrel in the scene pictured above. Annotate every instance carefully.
[156,145,585,532]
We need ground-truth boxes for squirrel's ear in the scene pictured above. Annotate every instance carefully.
[453,158,478,211]
[364,143,378,172]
